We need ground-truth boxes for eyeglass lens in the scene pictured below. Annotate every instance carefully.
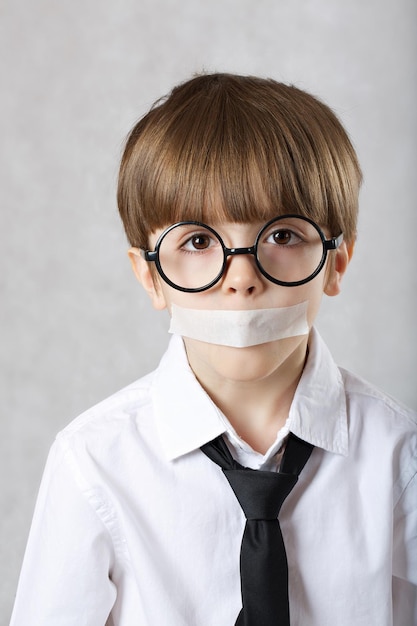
[157,217,326,291]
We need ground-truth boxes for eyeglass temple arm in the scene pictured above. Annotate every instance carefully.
[324,233,344,250]
[141,250,157,262]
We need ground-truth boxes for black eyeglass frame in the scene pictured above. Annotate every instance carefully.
[141,214,344,293]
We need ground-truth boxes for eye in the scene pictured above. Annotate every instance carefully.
[267,228,302,246]
[182,232,216,252]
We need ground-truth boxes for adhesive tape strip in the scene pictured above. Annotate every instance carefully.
[169,301,309,348]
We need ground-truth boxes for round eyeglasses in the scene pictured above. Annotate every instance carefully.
[141,214,344,292]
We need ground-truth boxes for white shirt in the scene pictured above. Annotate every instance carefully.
[10,329,417,626]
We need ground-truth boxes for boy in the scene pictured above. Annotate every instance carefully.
[11,73,416,625]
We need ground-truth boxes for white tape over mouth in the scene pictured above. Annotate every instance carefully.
[168,302,309,348]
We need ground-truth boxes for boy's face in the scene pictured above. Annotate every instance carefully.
[129,220,353,385]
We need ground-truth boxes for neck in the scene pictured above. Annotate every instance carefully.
[184,336,309,454]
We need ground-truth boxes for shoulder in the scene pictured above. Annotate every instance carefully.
[340,366,416,431]
[42,368,167,503]
[339,367,416,501]
[307,329,416,485]
[55,369,157,461]
[47,336,188,483]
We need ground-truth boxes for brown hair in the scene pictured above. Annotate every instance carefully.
[118,73,362,249]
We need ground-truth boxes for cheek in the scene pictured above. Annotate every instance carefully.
[286,277,326,328]
[160,288,218,314]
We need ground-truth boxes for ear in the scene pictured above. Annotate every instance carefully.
[324,240,355,297]
[128,248,167,311]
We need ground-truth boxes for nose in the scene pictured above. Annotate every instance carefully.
[220,249,264,295]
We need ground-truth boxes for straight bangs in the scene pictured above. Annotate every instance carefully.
[118,74,362,248]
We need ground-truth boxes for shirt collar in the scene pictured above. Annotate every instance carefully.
[152,328,348,461]
[152,334,227,460]
[288,327,348,456]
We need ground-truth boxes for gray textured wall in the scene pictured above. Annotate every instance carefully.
[1,0,416,622]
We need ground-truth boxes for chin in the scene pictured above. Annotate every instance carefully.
[188,335,308,384]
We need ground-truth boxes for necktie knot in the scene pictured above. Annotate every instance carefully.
[223,468,298,520]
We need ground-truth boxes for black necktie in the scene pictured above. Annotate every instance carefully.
[201,433,313,626]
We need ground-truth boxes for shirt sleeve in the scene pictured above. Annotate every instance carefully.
[10,438,117,626]
[392,448,417,624]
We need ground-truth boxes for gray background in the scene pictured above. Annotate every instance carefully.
[1,0,416,622]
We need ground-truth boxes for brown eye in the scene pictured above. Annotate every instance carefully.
[180,231,218,253]
[191,235,210,250]
[273,229,292,245]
